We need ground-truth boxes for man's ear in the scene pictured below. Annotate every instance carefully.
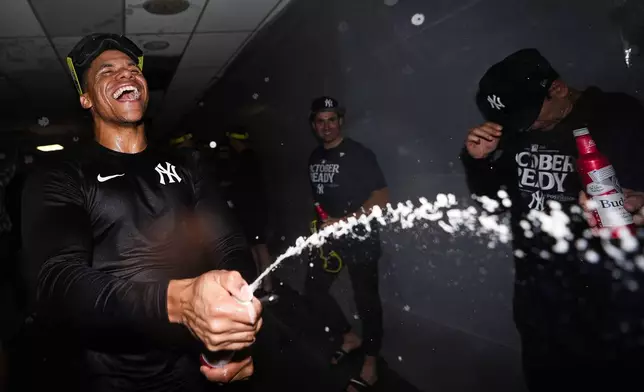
[339,117,344,127]
[80,93,93,110]
[549,80,569,99]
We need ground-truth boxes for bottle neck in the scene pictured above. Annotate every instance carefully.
[575,134,597,155]
[315,204,328,220]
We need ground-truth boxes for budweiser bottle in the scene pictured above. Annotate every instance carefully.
[314,202,329,222]
[573,128,634,237]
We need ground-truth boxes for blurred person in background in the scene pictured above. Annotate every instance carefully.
[0,152,17,284]
[0,153,17,392]
[224,130,273,293]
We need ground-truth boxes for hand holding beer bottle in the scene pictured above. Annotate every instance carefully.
[626,193,644,226]
[581,190,644,228]
[315,202,342,229]
[573,128,637,236]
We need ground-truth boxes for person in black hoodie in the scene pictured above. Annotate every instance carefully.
[461,48,644,391]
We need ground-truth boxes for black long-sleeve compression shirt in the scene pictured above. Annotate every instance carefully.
[21,142,255,391]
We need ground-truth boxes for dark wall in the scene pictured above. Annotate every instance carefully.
[186,0,642,390]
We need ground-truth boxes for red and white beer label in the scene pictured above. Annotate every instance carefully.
[584,165,633,227]
[591,192,633,227]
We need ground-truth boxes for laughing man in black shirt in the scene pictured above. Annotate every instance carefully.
[21,34,262,392]
[306,96,388,391]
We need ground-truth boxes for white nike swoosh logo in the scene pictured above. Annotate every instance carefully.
[97,173,125,182]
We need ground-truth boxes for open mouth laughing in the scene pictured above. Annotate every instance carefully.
[112,84,142,103]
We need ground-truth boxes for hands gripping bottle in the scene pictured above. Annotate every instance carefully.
[200,287,255,369]
[199,293,273,369]
[573,128,634,237]
[312,202,343,272]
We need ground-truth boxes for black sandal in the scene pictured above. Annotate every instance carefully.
[347,376,373,391]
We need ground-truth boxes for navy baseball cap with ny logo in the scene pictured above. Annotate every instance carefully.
[475,48,559,134]
[310,96,345,117]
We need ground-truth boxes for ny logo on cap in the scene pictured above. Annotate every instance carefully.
[324,99,334,108]
[487,95,505,110]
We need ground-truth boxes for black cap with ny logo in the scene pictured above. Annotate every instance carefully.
[475,48,560,135]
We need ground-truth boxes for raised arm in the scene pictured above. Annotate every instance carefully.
[460,147,508,196]
[461,122,512,213]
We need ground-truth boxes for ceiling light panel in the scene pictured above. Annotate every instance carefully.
[0,0,46,37]
[126,0,207,35]
[256,0,291,31]
[132,34,190,56]
[0,38,60,72]
[37,144,64,152]
[29,0,123,37]
[196,0,280,32]
[179,31,249,69]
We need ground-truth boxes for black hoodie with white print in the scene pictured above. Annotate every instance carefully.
[461,87,644,352]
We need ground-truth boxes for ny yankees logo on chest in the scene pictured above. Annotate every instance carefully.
[155,162,182,185]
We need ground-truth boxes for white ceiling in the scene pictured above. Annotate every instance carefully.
[0,0,291,135]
